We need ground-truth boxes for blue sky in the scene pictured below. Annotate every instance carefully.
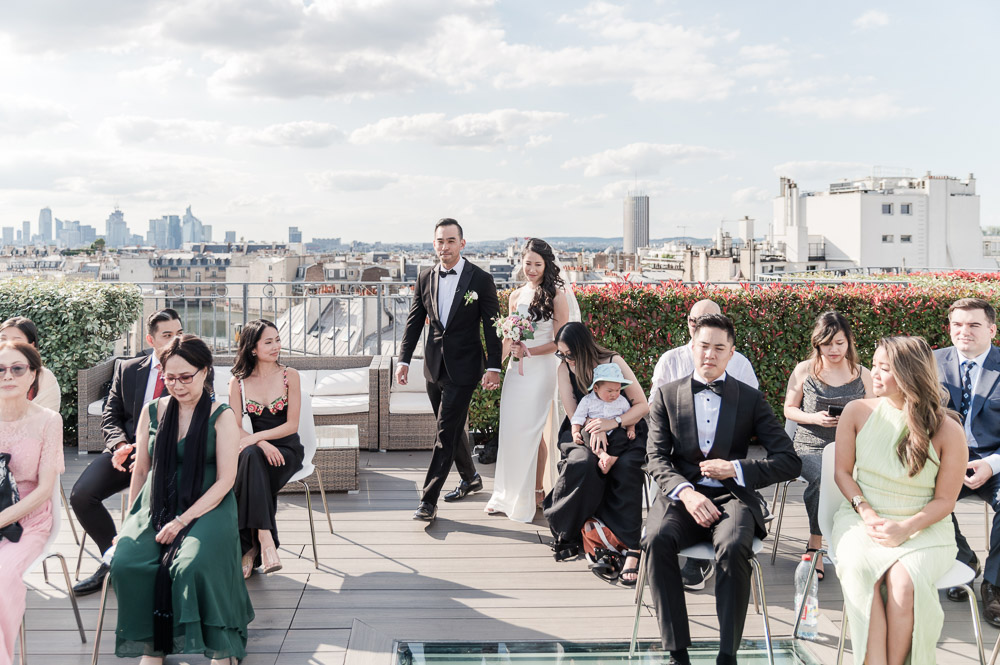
[0,1,995,244]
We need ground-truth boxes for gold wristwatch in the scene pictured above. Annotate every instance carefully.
[850,494,867,512]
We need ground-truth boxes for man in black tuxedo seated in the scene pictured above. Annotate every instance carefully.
[644,314,800,665]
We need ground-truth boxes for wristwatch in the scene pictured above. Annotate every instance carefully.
[850,494,867,513]
[614,416,623,428]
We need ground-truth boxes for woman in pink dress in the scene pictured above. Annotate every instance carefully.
[0,340,64,665]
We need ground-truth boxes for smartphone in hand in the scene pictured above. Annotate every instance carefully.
[827,405,845,417]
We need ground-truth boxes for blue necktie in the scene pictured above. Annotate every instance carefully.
[959,360,976,424]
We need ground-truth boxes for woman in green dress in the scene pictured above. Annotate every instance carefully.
[111,334,254,664]
[832,336,967,665]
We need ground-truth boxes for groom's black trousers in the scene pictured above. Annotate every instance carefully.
[421,375,478,506]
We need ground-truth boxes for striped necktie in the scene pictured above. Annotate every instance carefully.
[959,360,976,424]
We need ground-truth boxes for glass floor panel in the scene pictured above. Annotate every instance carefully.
[397,640,821,665]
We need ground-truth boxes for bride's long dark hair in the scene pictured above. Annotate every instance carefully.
[521,238,564,322]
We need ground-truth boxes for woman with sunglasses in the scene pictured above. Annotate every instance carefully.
[0,317,61,412]
[110,334,252,665]
[544,322,649,585]
[228,319,304,578]
[0,341,63,663]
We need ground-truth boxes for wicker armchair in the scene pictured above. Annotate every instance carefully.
[379,357,453,451]
[213,354,381,451]
[76,356,125,452]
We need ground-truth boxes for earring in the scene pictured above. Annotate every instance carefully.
[252,351,257,356]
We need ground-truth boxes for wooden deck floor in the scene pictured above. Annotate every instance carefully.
[15,449,1000,664]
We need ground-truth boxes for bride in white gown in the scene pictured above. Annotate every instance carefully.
[485,238,576,522]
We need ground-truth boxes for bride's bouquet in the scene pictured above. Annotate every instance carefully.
[495,314,535,374]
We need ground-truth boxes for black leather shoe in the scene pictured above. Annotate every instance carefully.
[443,474,483,502]
[667,650,691,665]
[983,581,1000,628]
[413,502,437,521]
[948,556,982,601]
[72,563,109,596]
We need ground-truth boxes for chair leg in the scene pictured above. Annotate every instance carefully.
[768,483,782,534]
[92,574,111,665]
[51,553,86,643]
[961,583,987,665]
[61,484,81,546]
[628,549,648,658]
[299,480,319,569]
[836,600,847,665]
[314,468,334,534]
[990,632,1000,665]
[42,559,48,585]
[769,480,791,564]
[749,557,774,665]
[120,493,127,527]
[751,567,760,615]
[19,617,26,665]
[75,532,87,580]
[986,503,992,560]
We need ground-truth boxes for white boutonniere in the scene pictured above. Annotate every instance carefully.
[463,290,478,306]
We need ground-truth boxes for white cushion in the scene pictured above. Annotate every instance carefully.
[313,368,368,396]
[88,399,105,416]
[389,391,434,415]
[393,358,427,393]
[214,366,233,400]
[297,370,316,394]
[311,394,369,415]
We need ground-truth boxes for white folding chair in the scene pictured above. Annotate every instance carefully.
[628,526,775,664]
[285,387,332,569]
[795,443,987,665]
[18,479,86,664]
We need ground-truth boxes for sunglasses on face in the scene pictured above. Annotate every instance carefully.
[0,364,30,377]
[163,370,201,385]
[554,350,574,362]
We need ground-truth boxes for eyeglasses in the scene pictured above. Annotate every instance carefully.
[554,350,574,362]
[0,364,30,377]
[163,370,202,385]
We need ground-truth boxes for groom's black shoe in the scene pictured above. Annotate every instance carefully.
[443,473,483,502]
[413,502,437,521]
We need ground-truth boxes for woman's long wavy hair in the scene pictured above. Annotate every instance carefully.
[877,336,954,477]
[809,311,861,379]
[232,319,279,380]
[520,238,564,322]
[555,322,616,395]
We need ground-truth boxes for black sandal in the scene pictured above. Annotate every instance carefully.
[619,551,641,587]
[805,547,825,581]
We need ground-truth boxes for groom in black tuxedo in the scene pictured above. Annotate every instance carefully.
[397,218,502,522]
[645,314,800,665]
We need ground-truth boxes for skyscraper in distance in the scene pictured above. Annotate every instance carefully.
[38,208,52,242]
[289,226,302,243]
[22,220,30,245]
[623,191,649,254]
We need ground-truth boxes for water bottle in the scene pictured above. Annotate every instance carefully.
[793,554,820,639]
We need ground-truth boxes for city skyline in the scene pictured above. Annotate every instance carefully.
[0,2,996,244]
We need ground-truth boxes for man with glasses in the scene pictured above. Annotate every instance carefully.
[648,299,759,591]
[70,309,183,595]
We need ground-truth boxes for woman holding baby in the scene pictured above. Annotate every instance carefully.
[542,321,649,586]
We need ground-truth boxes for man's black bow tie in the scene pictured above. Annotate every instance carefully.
[692,379,723,396]
[439,268,457,278]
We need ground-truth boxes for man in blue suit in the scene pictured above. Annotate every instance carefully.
[936,297,1000,626]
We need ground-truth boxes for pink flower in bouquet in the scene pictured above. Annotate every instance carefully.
[494,314,535,363]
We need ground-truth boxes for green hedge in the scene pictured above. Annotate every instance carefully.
[468,281,1000,437]
[0,280,144,443]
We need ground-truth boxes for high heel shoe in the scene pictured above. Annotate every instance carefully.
[535,488,545,508]
[261,546,282,574]
[242,545,258,580]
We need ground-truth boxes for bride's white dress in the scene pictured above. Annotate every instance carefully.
[485,286,559,522]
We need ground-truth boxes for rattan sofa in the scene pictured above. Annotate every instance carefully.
[379,356,454,451]
[77,356,129,452]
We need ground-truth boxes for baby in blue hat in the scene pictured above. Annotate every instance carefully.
[571,363,636,473]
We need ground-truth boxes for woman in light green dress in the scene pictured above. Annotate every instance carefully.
[832,336,967,665]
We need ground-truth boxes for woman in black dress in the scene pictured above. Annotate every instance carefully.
[543,322,649,585]
[228,319,304,578]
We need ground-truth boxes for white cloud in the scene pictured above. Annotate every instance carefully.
[853,10,889,30]
[0,98,73,136]
[732,187,771,205]
[100,116,223,145]
[308,170,403,192]
[772,160,872,182]
[770,94,923,121]
[526,135,552,149]
[118,59,186,85]
[230,121,344,148]
[563,142,728,178]
[350,109,567,147]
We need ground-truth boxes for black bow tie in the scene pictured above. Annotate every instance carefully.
[439,268,457,278]
[692,379,723,396]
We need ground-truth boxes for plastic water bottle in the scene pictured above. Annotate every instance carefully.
[793,554,820,639]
